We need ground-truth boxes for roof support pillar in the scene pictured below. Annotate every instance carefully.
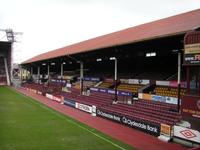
[80,61,83,95]
[177,52,181,113]
[31,67,33,76]
[114,57,118,102]
[61,63,63,79]
[37,66,40,84]
[47,64,50,77]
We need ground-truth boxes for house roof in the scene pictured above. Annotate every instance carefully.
[22,9,200,64]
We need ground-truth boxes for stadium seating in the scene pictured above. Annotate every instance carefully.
[98,81,113,88]
[98,100,181,126]
[76,92,113,107]
[117,83,143,94]
[73,80,97,89]
[46,82,62,95]
[22,76,182,127]
[151,86,186,97]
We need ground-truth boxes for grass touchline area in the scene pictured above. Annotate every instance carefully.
[0,86,134,150]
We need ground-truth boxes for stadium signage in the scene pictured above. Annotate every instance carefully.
[122,116,160,136]
[185,43,200,54]
[174,125,200,143]
[152,95,168,103]
[99,88,107,93]
[66,83,71,88]
[108,90,116,94]
[119,91,132,96]
[64,99,76,108]
[91,77,100,82]
[77,77,100,82]
[51,79,67,83]
[92,105,97,116]
[52,95,62,102]
[184,43,200,65]
[161,124,171,137]
[97,109,160,136]
[37,91,42,95]
[90,87,99,92]
[90,88,132,96]
[46,93,53,100]
[76,103,92,113]
[139,93,178,105]
[128,79,149,85]
[169,81,187,88]
[156,80,187,88]
[96,109,121,122]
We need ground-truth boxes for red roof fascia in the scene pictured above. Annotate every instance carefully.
[22,9,200,64]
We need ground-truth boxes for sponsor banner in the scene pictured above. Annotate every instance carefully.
[46,93,53,100]
[128,79,149,85]
[63,75,74,80]
[108,89,116,94]
[64,99,76,108]
[62,87,68,92]
[184,53,200,65]
[37,91,42,95]
[91,77,100,82]
[118,91,132,96]
[76,103,92,113]
[99,88,107,93]
[90,87,132,96]
[97,109,160,136]
[77,77,100,82]
[128,79,135,84]
[120,79,129,84]
[140,94,177,104]
[96,109,121,123]
[66,83,71,88]
[184,42,200,65]
[138,93,143,99]
[92,105,97,116]
[51,79,56,82]
[90,87,99,92]
[52,95,62,102]
[156,81,170,86]
[104,78,114,83]
[152,95,166,103]
[169,81,187,88]
[142,93,152,100]
[174,125,200,143]
[166,97,178,105]
[84,77,90,81]
[185,43,200,54]
[181,95,200,118]
[161,124,171,137]
[122,116,160,136]
[51,79,67,84]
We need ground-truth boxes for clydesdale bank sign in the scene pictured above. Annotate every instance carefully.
[97,109,160,136]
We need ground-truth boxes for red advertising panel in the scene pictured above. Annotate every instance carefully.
[181,95,200,118]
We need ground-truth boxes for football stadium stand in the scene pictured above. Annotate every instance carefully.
[20,9,200,146]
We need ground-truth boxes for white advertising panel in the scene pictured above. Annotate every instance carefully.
[76,103,92,113]
[174,125,200,143]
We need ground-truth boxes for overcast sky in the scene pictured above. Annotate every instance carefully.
[0,0,200,63]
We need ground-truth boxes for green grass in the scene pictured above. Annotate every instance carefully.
[0,86,135,150]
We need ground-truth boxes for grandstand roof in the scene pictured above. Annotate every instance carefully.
[22,9,200,64]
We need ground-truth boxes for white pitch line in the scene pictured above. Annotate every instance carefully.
[14,89,127,150]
